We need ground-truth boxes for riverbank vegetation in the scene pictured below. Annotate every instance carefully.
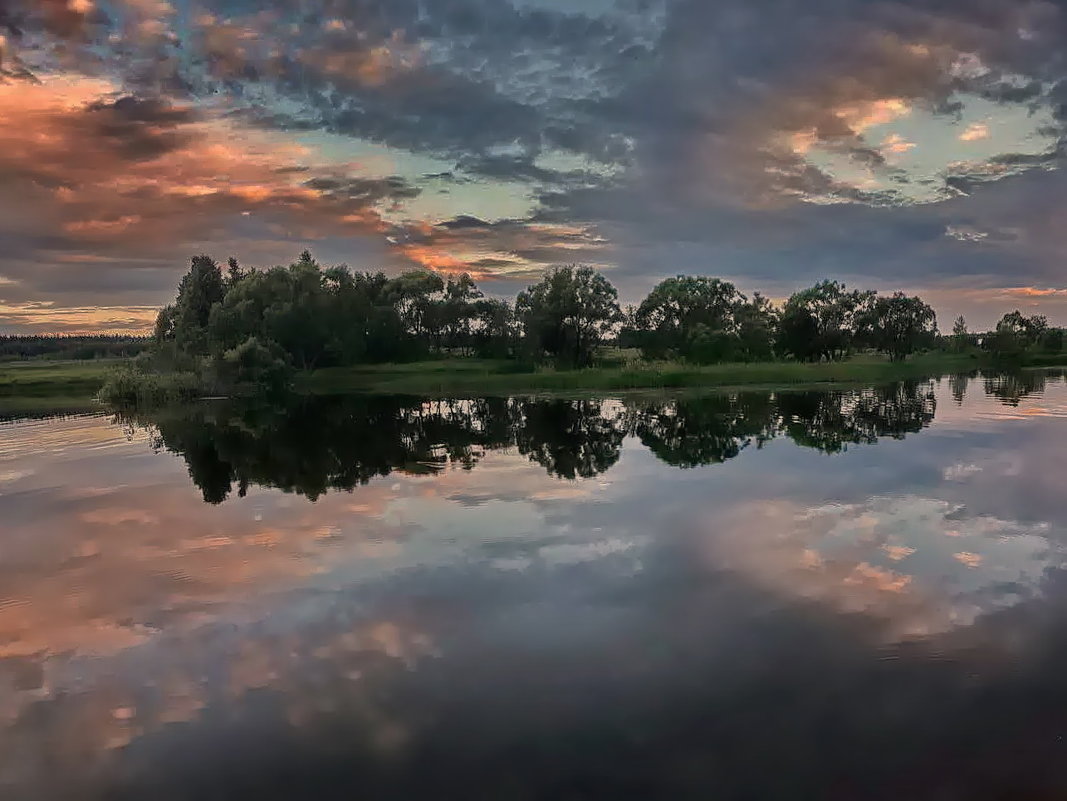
[305,352,982,395]
[9,250,1051,405]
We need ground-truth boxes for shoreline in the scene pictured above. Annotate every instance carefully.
[4,353,1067,409]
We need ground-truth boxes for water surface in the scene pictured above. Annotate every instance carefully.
[2,371,1066,800]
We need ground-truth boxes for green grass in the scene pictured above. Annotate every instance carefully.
[0,359,119,397]
[306,352,991,396]
[4,350,1067,410]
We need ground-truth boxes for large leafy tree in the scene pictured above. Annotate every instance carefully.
[516,265,623,367]
[778,280,873,362]
[473,298,517,358]
[156,255,226,356]
[735,292,779,362]
[441,273,484,352]
[987,309,1051,357]
[861,292,938,361]
[635,276,746,362]
[388,269,445,343]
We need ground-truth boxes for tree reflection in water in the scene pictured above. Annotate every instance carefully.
[115,378,953,504]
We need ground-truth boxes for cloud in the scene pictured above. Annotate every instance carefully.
[882,132,917,154]
[960,122,991,141]
[386,215,611,280]
[699,494,1054,639]
[0,74,442,329]
[5,0,1067,327]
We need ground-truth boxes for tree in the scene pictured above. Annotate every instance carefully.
[388,270,445,344]
[1041,327,1065,353]
[226,256,247,286]
[735,292,778,362]
[215,336,292,395]
[473,298,516,358]
[516,265,623,367]
[441,273,484,353]
[951,315,969,352]
[987,310,1049,357]
[778,280,873,362]
[634,276,746,363]
[163,255,226,355]
[862,292,937,361]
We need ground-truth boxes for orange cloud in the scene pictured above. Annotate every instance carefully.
[0,301,159,334]
[0,75,407,252]
[835,97,910,134]
[1001,287,1067,298]
[298,30,422,88]
[953,551,983,568]
[0,73,471,330]
[881,132,916,155]
[960,122,990,142]
[390,217,610,280]
[191,11,419,89]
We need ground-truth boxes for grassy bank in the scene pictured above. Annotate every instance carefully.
[306,352,990,395]
[5,351,1067,410]
[0,359,118,397]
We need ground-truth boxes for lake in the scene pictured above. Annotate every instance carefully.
[2,370,1066,800]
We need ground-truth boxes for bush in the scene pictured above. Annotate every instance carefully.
[215,336,293,395]
[99,365,200,407]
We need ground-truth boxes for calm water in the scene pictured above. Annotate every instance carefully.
[2,371,1066,800]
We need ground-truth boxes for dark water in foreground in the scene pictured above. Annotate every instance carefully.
[1,371,1066,800]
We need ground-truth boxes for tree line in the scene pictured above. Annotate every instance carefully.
[0,335,150,362]
[950,310,1066,358]
[126,250,1063,395]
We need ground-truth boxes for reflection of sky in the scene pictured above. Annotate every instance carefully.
[1,375,1067,797]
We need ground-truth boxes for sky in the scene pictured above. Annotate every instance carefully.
[2,0,1067,333]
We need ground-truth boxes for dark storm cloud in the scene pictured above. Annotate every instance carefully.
[303,175,422,205]
[171,0,652,165]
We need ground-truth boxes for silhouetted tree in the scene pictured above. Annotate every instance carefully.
[440,273,484,353]
[778,280,873,362]
[473,298,517,358]
[860,292,937,361]
[951,315,970,352]
[986,310,1049,358]
[516,265,623,367]
[163,255,226,355]
[635,276,747,363]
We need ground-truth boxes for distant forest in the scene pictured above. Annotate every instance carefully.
[0,334,150,362]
